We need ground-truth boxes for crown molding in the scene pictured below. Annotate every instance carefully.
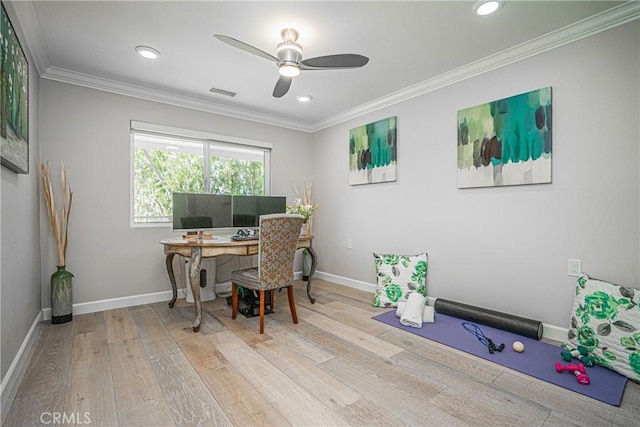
[20,1,640,134]
[310,0,640,132]
[3,1,49,76]
[41,66,314,132]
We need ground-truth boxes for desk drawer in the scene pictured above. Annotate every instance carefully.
[200,246,257,257]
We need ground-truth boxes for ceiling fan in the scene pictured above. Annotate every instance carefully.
[214,28,369,98]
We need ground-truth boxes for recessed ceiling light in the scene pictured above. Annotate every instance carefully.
[473,0,503,16]
[296,95,312,102]
[135,45,161,59]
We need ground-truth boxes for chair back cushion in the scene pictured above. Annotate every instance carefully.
[258,214,305,289]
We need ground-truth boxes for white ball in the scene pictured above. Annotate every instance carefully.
[512,341,525,353]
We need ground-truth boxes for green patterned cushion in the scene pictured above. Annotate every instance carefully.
[372,253,428,307]
[564,275,640,381]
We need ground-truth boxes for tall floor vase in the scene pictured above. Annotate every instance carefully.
[51,266,73,324]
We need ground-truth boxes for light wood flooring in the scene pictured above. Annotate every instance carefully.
[3,279,639,426]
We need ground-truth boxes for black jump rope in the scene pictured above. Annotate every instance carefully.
[462,322,505,354]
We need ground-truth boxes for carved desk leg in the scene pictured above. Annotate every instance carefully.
[166,253,178,308]
[189,247,203,332]
[306,246,318,304]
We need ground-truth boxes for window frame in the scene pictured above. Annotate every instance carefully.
[130,121,273,228]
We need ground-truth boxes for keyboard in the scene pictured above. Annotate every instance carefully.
[231,234,259,241]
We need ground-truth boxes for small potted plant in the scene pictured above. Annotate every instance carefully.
[287,180,318,237]
[286,198,318,236]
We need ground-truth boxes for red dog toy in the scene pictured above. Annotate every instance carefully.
[555,362,590,385]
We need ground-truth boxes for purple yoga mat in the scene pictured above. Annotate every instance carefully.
[373,310,628,406]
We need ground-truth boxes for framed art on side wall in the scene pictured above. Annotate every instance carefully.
[1,2,29,174]
[349,116,397,185]
[457,87,551,188]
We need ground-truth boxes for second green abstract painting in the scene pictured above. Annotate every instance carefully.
[457,87,552,188]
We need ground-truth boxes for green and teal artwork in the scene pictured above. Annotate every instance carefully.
[349,116,397,185]
[1,3,29,174]
[457,87,551,188]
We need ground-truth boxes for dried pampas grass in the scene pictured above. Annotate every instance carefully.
[40,161,73,267]
[294,179,315,206]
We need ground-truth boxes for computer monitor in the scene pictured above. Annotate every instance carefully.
[172,192,232,231]
[232,195,287,227]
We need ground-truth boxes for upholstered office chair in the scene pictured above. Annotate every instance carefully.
[231,213,305,334]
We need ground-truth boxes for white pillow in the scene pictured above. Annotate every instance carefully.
[564,274,640,381]
[372,253,427,307]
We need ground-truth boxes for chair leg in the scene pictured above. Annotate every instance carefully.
[269,289,275,310]
[231,283,238,320]
[259,290,265,334]
[287,286,298,324]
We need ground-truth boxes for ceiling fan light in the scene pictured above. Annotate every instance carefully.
[279,63,300,77]
[473,0,503,16]
[296,95,312,102]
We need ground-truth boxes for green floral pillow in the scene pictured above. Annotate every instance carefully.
[372,253,427,307]
[564,275,640,381]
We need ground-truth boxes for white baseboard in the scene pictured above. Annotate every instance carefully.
[314,270,568,342]
[542,323,569,343]
[315,271,377,293]
[41,288,187,321]
[1,311,42,423]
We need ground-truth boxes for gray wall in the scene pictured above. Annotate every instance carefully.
[38,80,314,306]
[311,21,640,328]
[0,47,41,381]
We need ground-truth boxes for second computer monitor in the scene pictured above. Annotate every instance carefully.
[232,195,287,227]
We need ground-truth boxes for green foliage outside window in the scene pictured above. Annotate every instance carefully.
[134,148,264,223]
[210,157,264,196]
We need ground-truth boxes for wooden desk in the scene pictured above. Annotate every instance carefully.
[160,235,317,332]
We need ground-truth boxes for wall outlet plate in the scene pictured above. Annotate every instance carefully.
[568,259,582,277]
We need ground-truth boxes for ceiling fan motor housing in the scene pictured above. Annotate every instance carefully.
[276,41,303,65]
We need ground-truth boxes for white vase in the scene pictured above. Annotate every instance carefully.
[300,220,312,237]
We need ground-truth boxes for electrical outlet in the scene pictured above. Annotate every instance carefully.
[568,259,582,277]
[347,239,353,250]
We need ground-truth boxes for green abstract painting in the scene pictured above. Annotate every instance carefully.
[349,116,397,185]
[457,87,551,188]
[1,3,29,174]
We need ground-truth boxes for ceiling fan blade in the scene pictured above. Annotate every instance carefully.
[300,54,369,70]
[273,76,292,98]
[214,34,278,63]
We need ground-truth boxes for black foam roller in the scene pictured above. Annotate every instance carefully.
[433,298,543,340]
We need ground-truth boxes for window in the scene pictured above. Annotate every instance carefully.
[131,121,271,225]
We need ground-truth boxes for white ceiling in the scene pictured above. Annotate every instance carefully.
[7,1,637,131]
